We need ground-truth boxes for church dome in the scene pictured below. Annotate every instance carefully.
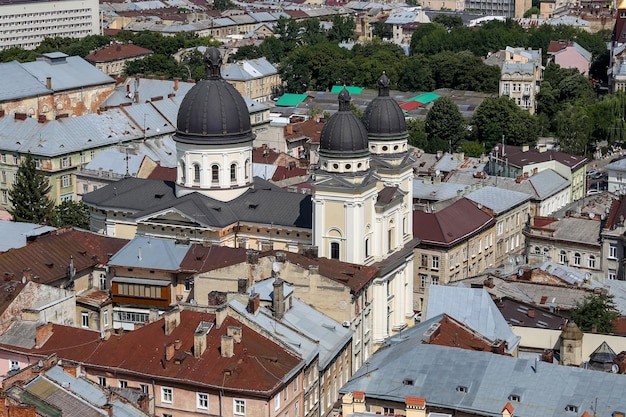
[362,73,407,139]
[319,88,369,159]
[175,47,253,145]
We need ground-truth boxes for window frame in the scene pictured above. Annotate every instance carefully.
[197,392,209,410]
[234,399,246,415]
[161,387,173,404]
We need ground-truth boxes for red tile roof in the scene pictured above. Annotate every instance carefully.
[425,314,509,355]
[85,44,153,64]
[405,396,425,406]
[284,119,325,145]
[76,289,112,308]
[29,311,302,396]
[0,228,128,285]
[179,245,248,273]
[271,165,308,181]
[412,199,494,247]
[400,101,422,111]
[253,147,280,164]
[547,40,573,54]
[147,166,176,181]
[605,195,626,230]
[492,145,587,171]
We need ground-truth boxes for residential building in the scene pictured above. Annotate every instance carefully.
[605,156,626,193]
[464,186,531,266]
[601,195,626,281]
[222,57,281,103]
[0,309,306,417]
[85,43,154,77]
[489,144,587,201]
[412,198,495,308]
[547,40,592,76]
[464,0,531,18]
[0,0,99,50]
[609,0,626,92]
[525,215,603,280]
[384,8,430,46]
[485,47,542,114]
[339,337,626,417]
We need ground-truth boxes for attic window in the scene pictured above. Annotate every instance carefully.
[403,379,414,386]
[155,193,165,199]
[509,394,521,402]
[456,386,468,393]
[565,405,578,413]
[248,202,258,209]
[45,262,53,268]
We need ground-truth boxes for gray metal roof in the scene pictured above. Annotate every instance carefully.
[465,186,530,214]
[223,58,278,81]
[0,220,56,252]
[340,336,626,417]
[0,320,37,348]
[250,277,294,301]
[606,157,626,172]
[84,137,176,173]
[108,235,191,271]
[527,169,570,199]
[412,180,465,202]
[425,285,520,354]
[0,61,50,101]
[534,217,601,246]
[82,177,178,212]
[23,54,115,91]
[434,154,486,173]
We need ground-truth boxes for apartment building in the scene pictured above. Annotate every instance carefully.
[222,57,281,103]
[0,0,99,50]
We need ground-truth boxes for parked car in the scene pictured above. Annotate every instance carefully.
[587,188,602,196]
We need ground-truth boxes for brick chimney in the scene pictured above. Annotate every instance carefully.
[165,342,175,361]
[164,308,180,336]
[247,292,260,315]
[272,278,285,320]
[501,402,514,417]
[227,326,242,343]
[342,392,355,416]
[221,335,234,358]
[36,323,54,348]
[405,397,426,417]
[62,361,81,377]
[173,77,179,91]
[353,391,365,413]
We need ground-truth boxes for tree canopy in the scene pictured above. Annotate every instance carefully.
[9,154,55,225]
[571,294,620,334]
[425,97,467,151]
[53,200,90,229]
[472,96,538,150]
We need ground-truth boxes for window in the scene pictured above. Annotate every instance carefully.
[245,159,250,179]
[330,242,339,259]
[211,165,219,183]
[61,174,71,188]
[509,394,521,402]
[99,274,107,290]
[573,252,581,266]
[588,255,596,269]
[559,250,567,264]
[197,393,208,410]
[230,163,237,182]
[140,384,149,394]
[119,380,128,388]
[275,396,280,411]
[184,279,192,292]
[565,405,578,413]
[609,269,617,280]
[1,190,7,205]
[12,155,18,165]
[234,399,245,415]
[98,376,106,386]
[61,156,70,168]
[610,243,617,259]
[1,171,5,184]
[161,387,173,404]
[497,221,503,236]
[365,238,370,258]
[193,163,200,182]
[431,256,439,270]
[420,274,427,288]
[81,312,89,328]
[421,254,428,267]
[103,311,109,327]
[431,276,439,285]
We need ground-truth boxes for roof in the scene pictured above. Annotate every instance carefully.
[21,311,303,396]
[23,54,115,91]
[407,92,440,104]
[465,186,531,215]
[275,93,308,107]
[0,61,50,101]
[0,221,56,253]
[330,85,363,94]
[605,195,626,230]
[179,244,247,273]
[85,43,153,63]
[412,198,494,246]
[493,145,587,171]
[108,235,192,271]
[340,338,626,417]
[528,217,601,247]
[425,285,520,354]
[222,57,278,81]
[0,228,128,286]
[547,40,592,62]
[495,297,566,329]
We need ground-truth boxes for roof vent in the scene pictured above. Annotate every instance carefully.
[403,379,414,385]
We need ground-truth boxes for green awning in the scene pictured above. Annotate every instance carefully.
[331,85,364,94]
[274,94,308,107]
[408,92,441,104]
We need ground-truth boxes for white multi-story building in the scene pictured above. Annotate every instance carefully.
[0,0,99,51]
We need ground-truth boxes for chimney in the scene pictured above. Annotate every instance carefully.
[165,342,175,361]
[46,77,52,90]
[533,167,539,175]
[134,91,139,103]
[62,361,81,377]
[309,264,319,275]
[353,391,365,413]
[502,402,514,417]
[246,249,259,264]
[0,109,4,118]
[247,292,260,315]
[522,144,529,152]
[193,321,212,358]
[523,172,529,178]
[273,278,285,319]
[126,84,130,94]
[216,306,227,329]
[149,308,159,323]
[221,335,234,358]
[342,393,355,416]
[227,326,242,343]
[135,75,140,87]
[14,113,27,120]
[237,278,247,294]
[116,44,122,51]
[38,114,46,123]
[405,397,426,417]
[174,338,182,350]
[36,322,54,347]
[174,78,179,91]
[164,308,181,336]
[286,124,293,134]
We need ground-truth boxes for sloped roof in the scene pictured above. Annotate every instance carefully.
[493,145,587,171]
[0,220,56,253]
[222,58,277,81]
[606,195,626,230]
[0,61,50,101]
[179,244,247,273]
[108,236,192,271]
[412,198,494,246]
[22,54,115,91]
[529,217,601,247]
[85,44,153,63]
[465,186,530,215]
[0,228,128,285]
[425,285,520,354]
[275,94,308,107]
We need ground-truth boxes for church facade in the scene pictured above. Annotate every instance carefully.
[83,48,417,351]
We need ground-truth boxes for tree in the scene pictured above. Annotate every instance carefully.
[571,293,619,333]
[472,96,538,149]
[523,6,540,17]
[432,14,463,30]
[53,200,90,229]
[459,141,486,157]
[398,55,435,91]
[372,22,393,40]
[555,103,591,155]
[425,97,467,151]
[328,15,356,43]
[9,154,54,225]
[212,0,235,11]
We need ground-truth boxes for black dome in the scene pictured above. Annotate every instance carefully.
[319,88,369,159]
[362,73,407,138]
[175,47,253,145]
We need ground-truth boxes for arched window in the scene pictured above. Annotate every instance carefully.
[573,252,581,266]
[330,242,340,260]
[211,165,219,184]
[588,255,596,269]
[230,163,237,182]
[559,250,567,264]
[193,163,200,182]
[180,161,186,182]
[245,159,250,179]
[365,238,370,258]
[534,246,540,254]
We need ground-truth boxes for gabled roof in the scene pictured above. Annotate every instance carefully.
[0,61,50,101]
[412,198,494,246]
[465,186,531,215]
[85,43,153,63]
[605,195,626,230]
[0,220,56,253]
[528,216,601,247]
[0,228,128,286]
[340,338,626,416]
[547,40,592,62]
[425,285,520,354]
[222,57,278,81]
[22,53,115,91]
[179,244,247,273]
[493,145,587,171]
[108,236,192,271]
[20,311,303,396]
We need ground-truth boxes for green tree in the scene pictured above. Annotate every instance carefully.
[398,54,435,91]
[53,200,90,229]
[425,97,467,151]
[432,14,463,30]
[523,6,540,17]
[571,294,620,333]
[372,22,393,40]
[300,19,326,46]
[555,103,591,155]
[472,96,538,149]
[9,154,54,225]
[459,141,486,157]
[328,15,356,43]
[213,0,235,11]
[407,118,427,149]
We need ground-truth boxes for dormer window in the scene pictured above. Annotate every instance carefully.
[565,405,578,413]
[509,394,521,402]
[457,385,468,393]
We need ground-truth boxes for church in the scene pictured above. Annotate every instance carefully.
[83,47,417,345]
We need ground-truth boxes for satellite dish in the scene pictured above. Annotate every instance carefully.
[516,255,522,263]
[584,273,590,282]
[272,262,280,273]
[435,169,440,177]
[612,364,619,373]
[518,269,524,276]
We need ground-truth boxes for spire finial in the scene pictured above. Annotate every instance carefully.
[203,47,222,79]
[377,71,390,97]
[338,86,351,111]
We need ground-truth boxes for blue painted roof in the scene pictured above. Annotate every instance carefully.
[108,235,191,271]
